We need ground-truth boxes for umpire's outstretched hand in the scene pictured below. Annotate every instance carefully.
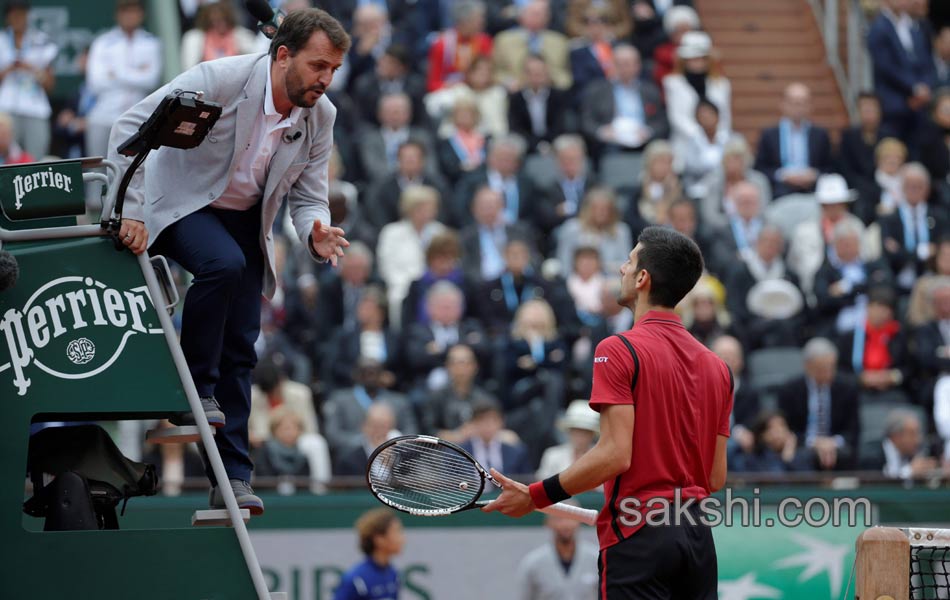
[481,468,536,518]
[310,219,349,266]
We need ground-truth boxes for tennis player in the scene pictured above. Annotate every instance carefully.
[484,226,733,599]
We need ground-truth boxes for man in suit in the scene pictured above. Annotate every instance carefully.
[363,140,449,232]
[837,92,885,224]
[492,0,571,91]
[867,0,935,148]
[579,44,668,159]
[710,336,759,456]
[459,399,533,475]
[332,401,398,476]
[914,280,950,408]
[536,134,598,236]
[460,186,536,283]
[107,9,351,514]
[420,343,500,439]
[754,82,834,198]
[880,163,948,293]
[859,408,937,478]
[350,44,427,128]
[357,92,436,182]
[778,337,861,470]
[319,241,379,333]
[934,26,950,89]
[453,133,549,229]
[507,55,572,154]
[568,6,614,105]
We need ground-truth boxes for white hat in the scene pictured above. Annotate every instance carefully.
[677,31,712,60]
[663,5,700,35]
[558,400,600,433]
[814,173,856,205]
[746,279,804,320]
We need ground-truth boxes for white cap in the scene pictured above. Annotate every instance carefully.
[677,31,712,60]
[814,173,856,205]
[558,400,600,433]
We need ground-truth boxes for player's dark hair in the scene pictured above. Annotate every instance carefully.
[635,226,704,308]
[356,508,399,555]
[269,8,351,60]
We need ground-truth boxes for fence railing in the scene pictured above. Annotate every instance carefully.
[809,0,873,118]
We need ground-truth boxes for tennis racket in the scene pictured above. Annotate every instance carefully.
[365,435,598,526]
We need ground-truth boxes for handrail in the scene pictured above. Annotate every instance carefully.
[808,0,872,120]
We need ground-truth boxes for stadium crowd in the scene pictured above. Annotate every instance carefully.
[4,0,950,492]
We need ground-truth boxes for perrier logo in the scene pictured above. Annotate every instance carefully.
[12,167,74,210]
[0,275,163,396]
[0,160,85,221]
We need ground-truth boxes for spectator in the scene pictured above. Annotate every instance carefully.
[404,281,489,389]
[325,285,401,390]
[678,100,740,190]
[867,0,935,147]
[180,1,256,71]
[915,278,950,412]
[881,163,947,294]
[679,276,732,348]
[320,241,379,332]
[252,406,312,479]
[421,343,498,440]
[323,359,417,458]
[459,398,533,474]
[141,420,205,497]
[566,246,605,322]
[346,4,394,88]
[401,230,471,328]
[814,218,893,337]
[435,95,488,184]
[454,134,545,229]
[358,93,436,182]
[0,111,33,164]
[364,140,449,232]
[376,184,447,323]
[917,89,950,191]
[426,0,493,92]
[85,0,161,160]
[332,509,404,600]
[934,25,950,89]
[663,32,732,160]
[351,44,427,128]
[249,355,319,447]
[732,410,813,472]
[460,186,535,283]
[555,187,633,274]
[565,0,631,39]
[626,140,683,234]
[788,174,881,297]
[861,409,937,479]
[908,237,950,325]
[865,137,910,225]
[536,399,600,480]
[492,0,571,91]
[837,286,910,399]
[507,55,572,154]
[718,180,766,260]
[667,197,725,276]
[281,273,326,371]
[426,54,509,139]
[695,137,773,230]
[838,92,886,224]
[516,502,600,600]
[777,337,861,470]
[580,44,668,157]
[754,82,833,197]
[648,5,701,88]
[725,224,805,350]
[569,6,617,104]
[711,335,758,454]
[0,0,56,159]
[537,134,598,236]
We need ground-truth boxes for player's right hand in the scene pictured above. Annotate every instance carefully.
[120,218,148,255]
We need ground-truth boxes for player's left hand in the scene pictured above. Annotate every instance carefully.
[310,219,349,267]
[480,468,536,518]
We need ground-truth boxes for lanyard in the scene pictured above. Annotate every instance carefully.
[501,272,533,313]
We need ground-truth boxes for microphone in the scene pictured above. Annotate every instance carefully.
[245,0,285,39]
[283,130,302,143]
[0,250,19,292]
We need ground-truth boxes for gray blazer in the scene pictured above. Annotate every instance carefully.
[106,53,334,298]
[579,78,669,144]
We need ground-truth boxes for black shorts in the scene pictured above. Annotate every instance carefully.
[597,505,718,600]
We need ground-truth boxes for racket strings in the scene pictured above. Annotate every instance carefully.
[368,440,483,514]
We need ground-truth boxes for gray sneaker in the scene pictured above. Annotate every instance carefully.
[210,479,264,516]
[169,397,226,428]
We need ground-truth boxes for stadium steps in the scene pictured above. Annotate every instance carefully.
[695,0,850,149]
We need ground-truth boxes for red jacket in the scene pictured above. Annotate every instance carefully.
[426,30,493,92]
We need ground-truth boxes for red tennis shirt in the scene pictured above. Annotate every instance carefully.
[589,310,733,549]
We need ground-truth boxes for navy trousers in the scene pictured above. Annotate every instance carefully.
[152,205,263,484]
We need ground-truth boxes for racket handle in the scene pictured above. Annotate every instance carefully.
[537,502,599,526]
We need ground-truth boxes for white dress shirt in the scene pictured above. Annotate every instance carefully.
[522,87,550,136]
[86,27,162,126]
[214,59,302,210]
[883,8,915,55]
[0,28,57,119]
